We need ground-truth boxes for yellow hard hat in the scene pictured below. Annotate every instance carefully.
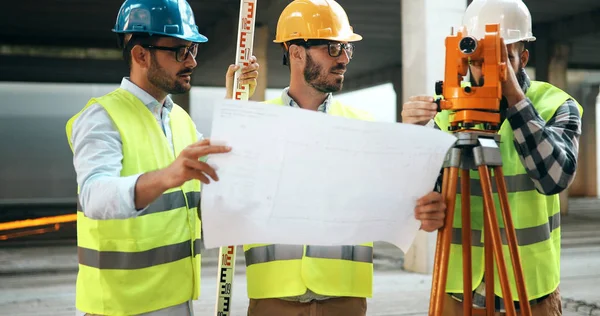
[273,0,362,43]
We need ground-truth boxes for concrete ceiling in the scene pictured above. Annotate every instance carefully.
[0,0,599,92]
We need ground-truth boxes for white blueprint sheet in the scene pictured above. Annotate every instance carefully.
[200,99,456,253]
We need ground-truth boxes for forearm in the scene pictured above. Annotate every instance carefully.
[507,99,582,195]
[133,169,170,210]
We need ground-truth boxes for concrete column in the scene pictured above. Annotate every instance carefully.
[250,23,268,102]
[171,92,190,113]
[584,85,598,197]
[596,89,600,197]
[534,34,549,82]
[400,0,466,274]
[548,44,570,90]
[392,68,403,122]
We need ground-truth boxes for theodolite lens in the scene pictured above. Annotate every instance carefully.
[459,36,477,54]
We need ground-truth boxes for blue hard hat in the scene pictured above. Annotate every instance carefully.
[112,0,208,43]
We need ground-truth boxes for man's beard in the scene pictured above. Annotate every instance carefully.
[303,53,345,93]
[515,67,527,90]
[147,55,191,95]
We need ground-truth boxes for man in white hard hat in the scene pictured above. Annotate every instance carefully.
[401,0,583,315]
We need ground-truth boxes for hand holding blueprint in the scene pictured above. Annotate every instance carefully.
[200,99,456,253]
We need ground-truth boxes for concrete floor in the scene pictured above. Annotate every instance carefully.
[0,199,598,315]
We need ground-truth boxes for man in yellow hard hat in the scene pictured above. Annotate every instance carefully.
[226,0,446,315]
[65,0,259,315]
[401,0,583,315]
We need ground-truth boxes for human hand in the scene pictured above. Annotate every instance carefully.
[414,191,446,232]
[401,96,438,125]
[161,139,231,188]
[225,56,260,99]
[500,39,526,107]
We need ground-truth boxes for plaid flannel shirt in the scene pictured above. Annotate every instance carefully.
[434,71,582,311]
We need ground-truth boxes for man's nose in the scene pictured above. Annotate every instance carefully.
[337,50,350,64]
[184,52,197,69]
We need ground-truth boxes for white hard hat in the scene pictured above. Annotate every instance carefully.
[462,0,536,45]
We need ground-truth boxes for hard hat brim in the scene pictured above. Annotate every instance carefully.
[273,33,362,43]
[504,36,536,45]
[112,29,208,43]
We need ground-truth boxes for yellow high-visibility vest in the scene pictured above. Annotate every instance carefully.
[65,88,201,315]
[434,81,583,300]
[243,96,375,299]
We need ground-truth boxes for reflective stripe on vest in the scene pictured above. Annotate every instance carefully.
[76,191,200,216]
[306,245,373,263]
[79,238,202,269]
[244,245,373,267]
[244,245,303,266]
[455,174,536,195]
[451,212,560,247]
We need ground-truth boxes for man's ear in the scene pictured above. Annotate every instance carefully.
[520,49,530,69]
[131,45,150,69]
[288,45,304,66]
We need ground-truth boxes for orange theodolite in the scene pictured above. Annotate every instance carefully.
[435,23,506,132]
[428,23,532,316]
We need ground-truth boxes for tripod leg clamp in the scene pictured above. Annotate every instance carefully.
[473,138,502,167]
[443,148,462,168]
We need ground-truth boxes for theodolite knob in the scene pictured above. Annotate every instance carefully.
[435,81,443,96]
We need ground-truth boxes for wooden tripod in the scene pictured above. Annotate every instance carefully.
[428,131,532,316]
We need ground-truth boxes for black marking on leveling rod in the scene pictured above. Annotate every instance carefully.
[221,282,232,295]
[219,267,229,282]
[217,297,232,316]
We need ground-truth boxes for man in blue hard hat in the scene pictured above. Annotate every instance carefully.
[65,0,259,315]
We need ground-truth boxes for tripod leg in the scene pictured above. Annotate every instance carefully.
[430,171,446,315]
[478,165,516,316]
[483,206,495,316]
[460,169,472,316]
[430,166,459,315]
[430,168,446,316]
[442,167,450,198]
[493,167,532,316]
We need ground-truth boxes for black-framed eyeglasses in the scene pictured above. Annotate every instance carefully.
[294,40,355,59]
[141,44,198,62]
